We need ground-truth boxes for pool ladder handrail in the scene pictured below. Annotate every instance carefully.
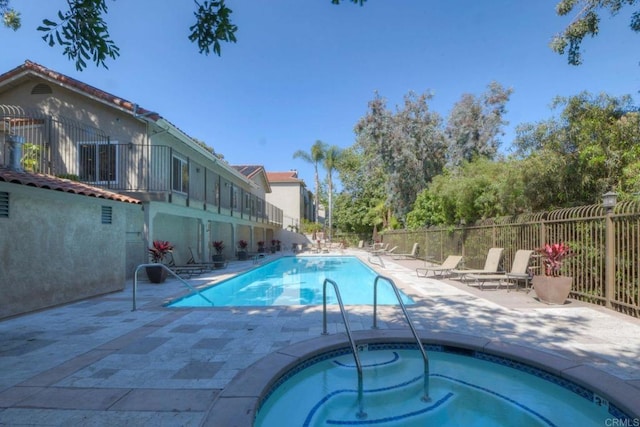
[372,275,431,402]
[322,278,367,420]
[132,263,215,311]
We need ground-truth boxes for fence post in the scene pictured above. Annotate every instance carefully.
[603,192,617,309]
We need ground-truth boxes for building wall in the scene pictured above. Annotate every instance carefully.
[267,183,303,230]
[0,182,142,319]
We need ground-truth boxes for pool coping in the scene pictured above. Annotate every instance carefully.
[201,329,640,426]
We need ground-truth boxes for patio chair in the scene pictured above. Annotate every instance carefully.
[452,248,504,280]
[416,255,463,278]
[370,243,390,255]
[165,252,209,278]
[392,243,420,260]
[467,249,533,291]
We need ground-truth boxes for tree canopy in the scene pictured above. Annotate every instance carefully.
[551,0,640,65]
[1,0,365,71]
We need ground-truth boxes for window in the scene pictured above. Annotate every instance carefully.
[172,155,188,193]
[232,187,238,210]
[79,141,117,183]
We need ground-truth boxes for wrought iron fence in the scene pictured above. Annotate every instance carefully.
[384,201,640,317]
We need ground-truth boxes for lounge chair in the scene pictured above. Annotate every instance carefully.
[416,255,463,278]
[392,243,420,260]
[165,252,210,278]
[370,243,390,255]
[467,249,533,290]
[452,248,504,280]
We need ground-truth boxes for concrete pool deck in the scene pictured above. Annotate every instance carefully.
[1,250,640,426]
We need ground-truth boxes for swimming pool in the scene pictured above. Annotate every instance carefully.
[206,331,639,426]
[167,256,414,307]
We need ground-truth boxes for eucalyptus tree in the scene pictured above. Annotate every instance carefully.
[445,82,513,167]
[323,145,342,240]
[1,0,365,70]
[294,140,327,223]
[551,0,640,65]
[354,91,446,225]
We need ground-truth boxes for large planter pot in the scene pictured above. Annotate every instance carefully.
[146,265,168,284]
[237,251,248,261]
[212,254,226,269]
[532,275,573,305]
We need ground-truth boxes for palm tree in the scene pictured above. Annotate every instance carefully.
[293,140,326,224]
[323,145,342,241]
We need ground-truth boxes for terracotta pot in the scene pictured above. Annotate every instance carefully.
[532,275,572,305]
[146,265,168,284]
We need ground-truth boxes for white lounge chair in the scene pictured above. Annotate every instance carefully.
[468,250,533,291]
[392,243,420,260]
[453,248,504,280]
[416,255,463,278]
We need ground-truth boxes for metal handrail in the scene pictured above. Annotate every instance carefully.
[372,275,431,402]
[367,253,385,268]
[322,279,367,420]
[132,263,215,311]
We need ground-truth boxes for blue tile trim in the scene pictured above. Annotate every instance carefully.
[333,351,400,368]
[258,342,634,423]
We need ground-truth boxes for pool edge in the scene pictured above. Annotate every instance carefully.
[201,330,640,426]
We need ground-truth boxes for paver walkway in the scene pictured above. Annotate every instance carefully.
[1,250,639,426]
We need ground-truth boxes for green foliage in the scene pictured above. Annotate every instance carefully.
[445,81,513,167]
[406,158,528,226]
[301,218,323,234]
[514,92,640,205]
[21,143,41,173]
[551,0,639,65]
[37,0,120,71]
[1,0,19,30]
[4,0,364,70]
[354,91,445,224]
[294,140,327,223]
[188,0,237,56]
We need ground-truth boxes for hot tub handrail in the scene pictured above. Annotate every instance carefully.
[372,274,431,402]
[322,278,367,420]
[132,263,215,311]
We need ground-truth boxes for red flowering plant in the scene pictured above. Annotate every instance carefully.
[536,243,574,277]
[149,240,174,263]
[238,239,248,250]
[212,241,225,254]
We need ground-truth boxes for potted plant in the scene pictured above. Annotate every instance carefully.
[257,241,265,253]
[211,240,226,268]
[532,242,574,304]
[276,239,282,251]
[147,240,173,283]
[237,239,249,260]
[270,239,277,253]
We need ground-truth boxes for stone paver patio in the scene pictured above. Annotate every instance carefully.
[1,250,639,426]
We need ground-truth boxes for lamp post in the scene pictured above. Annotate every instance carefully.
[603,191,617,308]
[602,191,617,212]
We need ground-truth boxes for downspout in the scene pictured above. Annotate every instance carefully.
[7,134,24,172]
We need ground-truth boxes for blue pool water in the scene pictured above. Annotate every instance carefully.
[256,345,624,426]
[167,256,414,307]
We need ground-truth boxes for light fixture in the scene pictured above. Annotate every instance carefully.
[602,191,617,211]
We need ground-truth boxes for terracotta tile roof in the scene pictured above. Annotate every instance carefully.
[0,168,141,204]
[266,171,303,183]
[0,60,160,120]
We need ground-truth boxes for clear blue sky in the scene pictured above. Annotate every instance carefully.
[3,1,639,188]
